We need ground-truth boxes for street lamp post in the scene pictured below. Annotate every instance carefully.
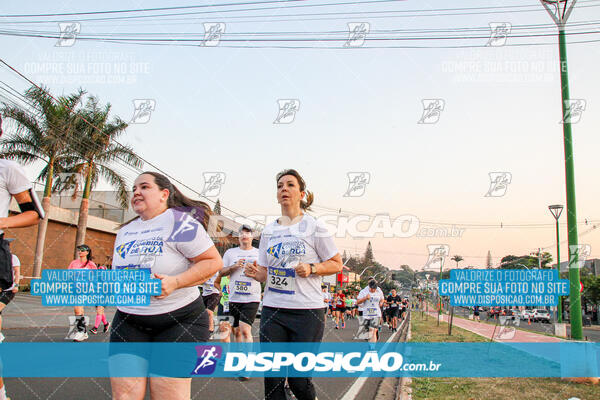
[549,204,564,323]
[540,0,583,340]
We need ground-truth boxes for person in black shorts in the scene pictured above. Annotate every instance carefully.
[334,289,346,329]
[387,289,402,332]
[109,172,222,400]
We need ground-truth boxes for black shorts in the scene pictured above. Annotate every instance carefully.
[110,297,209,343]
[336,307,346,313]
[229,302,260,328]
[0,237,13,291]
[202,293,221,312]
[217,302,230,317]
[0,290,15,309]
[363,318,380,329]
[389,307,399,318]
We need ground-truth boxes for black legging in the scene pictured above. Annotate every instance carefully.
[259,306,325,400]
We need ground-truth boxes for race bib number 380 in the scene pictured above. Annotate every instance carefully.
[234,280,251,295]
[268,267,295,295]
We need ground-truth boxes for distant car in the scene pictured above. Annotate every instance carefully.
[520,309,535,320]
[532,309,551,323]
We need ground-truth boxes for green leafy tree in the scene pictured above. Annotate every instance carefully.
[0,85,85,276]
[69,95,143,255]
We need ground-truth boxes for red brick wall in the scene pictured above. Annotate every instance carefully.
[4,219,116,282]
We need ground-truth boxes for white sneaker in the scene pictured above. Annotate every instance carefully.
[0,332,4,343]
[72,331,88,342]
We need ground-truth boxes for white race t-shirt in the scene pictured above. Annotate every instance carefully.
[259,214,338,310]
[357,286,384,312]
[223,246,260,303]
[358,288,384,319]
[322,291,331,304]
[113,208,214,315]
[0,160,33,234]
[201,271,220,296]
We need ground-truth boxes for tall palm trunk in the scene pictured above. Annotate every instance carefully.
[74,165,92,258]
[32,162,53,278]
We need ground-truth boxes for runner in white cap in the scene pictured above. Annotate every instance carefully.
[218,225,260,360]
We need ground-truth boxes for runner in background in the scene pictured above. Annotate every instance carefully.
[67,244,97,342]
[244,169,342,400]
[334,288,346,329]
[201,270,221,336]
[321,286,331,314]
[219,225,260,357]
[89,263,109,334]
[387,289,401,332]
[214,273,231,342]
[357,280,385,343]
[0,115,44,400]
[344,294,353,320]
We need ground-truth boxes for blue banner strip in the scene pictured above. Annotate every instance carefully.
[0,342,597,378]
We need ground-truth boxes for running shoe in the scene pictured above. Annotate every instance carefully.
[0,332,5,343]
[103,322,110,333]
[238,376,250,382]
[341,322,345,329]
[73,331,88,342]
[89,327,98,335]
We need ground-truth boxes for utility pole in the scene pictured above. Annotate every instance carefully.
[540,0,583,340]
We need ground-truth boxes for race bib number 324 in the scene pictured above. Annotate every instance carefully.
[268,267,295,295]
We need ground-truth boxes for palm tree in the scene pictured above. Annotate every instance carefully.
[0,85,85,277]
[451,255,464,269]
[69,95,143,256]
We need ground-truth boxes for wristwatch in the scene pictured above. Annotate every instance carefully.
[310,263,317,275]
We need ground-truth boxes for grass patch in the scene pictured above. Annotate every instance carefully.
[409,314,599,400]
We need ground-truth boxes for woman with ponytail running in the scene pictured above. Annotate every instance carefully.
[244,169,342,400]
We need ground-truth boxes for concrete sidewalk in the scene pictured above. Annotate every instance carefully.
[425,310,563,342]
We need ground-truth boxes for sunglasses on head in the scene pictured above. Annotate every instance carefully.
[77,246,90,251]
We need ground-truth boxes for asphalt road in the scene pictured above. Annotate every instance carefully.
[2,294,402,400]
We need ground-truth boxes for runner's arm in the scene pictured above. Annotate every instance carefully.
[155,245,222,299]
[296,253,343,278]
[219,259,244,277]
[0,190,41,229]
[12,265,20,293]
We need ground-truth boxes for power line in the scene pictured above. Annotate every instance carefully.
[0,58,261,225]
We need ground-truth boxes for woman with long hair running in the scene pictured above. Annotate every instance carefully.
[109,171,222,400]
[244,169,342,400]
